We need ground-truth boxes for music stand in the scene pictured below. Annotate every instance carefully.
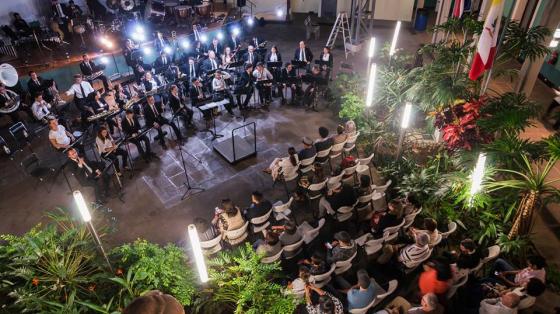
[266,61,282,68]
[229,61,244,69]
[291,60,308,76]
[169,122,205,201]
[9,122,32,153]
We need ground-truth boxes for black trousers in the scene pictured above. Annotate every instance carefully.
[103,147,128,172]
[214,90,235,114]
[256,84,272,103]
[153,117,182,145]
[175,108,194,127]
[129,134,151,159]
[235,87,254,108]
[88,74,110,92]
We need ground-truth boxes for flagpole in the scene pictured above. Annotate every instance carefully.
[480,0,516,95]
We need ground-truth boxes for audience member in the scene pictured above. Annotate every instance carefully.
[479,292,520,314]
[371,200,404,238]
[418,258,452,298]
[245,191,272,220]
[376,293,443,314]
[265,147,299,181]
[319,181,357,217]
[409,218,439,247]
[301,251,328,275]
[345,120,357,137]
[123,290,184,314]
[511,278,546,309]
[454,238,483,270]
[315,126,334,162]
[215,199,246,237]
[255,231,282,258]
[344,269,382,310]
[305,288,344,314]
[287,266,311,297]
[492,255,546,288]
[299,137,317,160]
[278,220,303,247]
[332,125,347,145]
[326,231,357,264]
[194,217,219,242]
[378,231,431,269]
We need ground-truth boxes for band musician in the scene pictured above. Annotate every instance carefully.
[122,109,154,162]
[80,54,110,91]
[168,84,194,129]
[280,62,301,105]
[294,41,313,67]
[66,147,111,204]
[96,126,129,176]
[211,71,235,115]
[144,95,183,148]
[253,62,273,106]
[235,64,255,110]
[190,78,212,128]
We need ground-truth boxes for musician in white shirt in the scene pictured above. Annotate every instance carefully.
[48,117,82,152]
[252,62,274,105]
[211,71,235,115]
[31,94,53,122]
[96,126,128,175]
[65,74,95,114]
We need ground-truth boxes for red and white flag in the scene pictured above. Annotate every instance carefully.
[453,0,465,18]
[469,0,505,80]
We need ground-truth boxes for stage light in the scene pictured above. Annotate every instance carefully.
[135,25,145,34]
[181,40,190,49]
[368,37,375,59]
[105,41,114,49]
[164,46,172,54]
[100,57,109,64]
[200,34,208,43]
[73,190,91,222]
[143,46,152,55]
[401,102,413,129]
[131,32,145,42]
[276,9,283,17]
[217,31,224,40]
[469,153,487,198]
[550,40,559,48]
[232,27,240,36]
[247,17,254,26]
[365,63,376,107]
[389,21,401,57]
[188,224,209,283]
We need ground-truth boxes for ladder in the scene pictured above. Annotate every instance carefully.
[326,12,351,58]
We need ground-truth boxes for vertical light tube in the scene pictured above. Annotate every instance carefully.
[469,153,487,197]
[368,37,376,59]
[188,224,209,283]
[365,63,377,107]
[401,102,413,129]
[389,21,401,56]
[73,190,91,222]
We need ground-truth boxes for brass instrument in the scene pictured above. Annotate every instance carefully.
[0,63,20,114]
[0,90,21,114]
[85,70,104,81]
[123,97,140,110]
[87,109,121,122]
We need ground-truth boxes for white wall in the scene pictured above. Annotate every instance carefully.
[291,0,320,14]
[0,0,89,27]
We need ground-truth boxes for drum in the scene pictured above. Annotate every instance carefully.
[145,0,166,22]
[195,3,211,17]
[174,5,190,25]
[165,1,179,16]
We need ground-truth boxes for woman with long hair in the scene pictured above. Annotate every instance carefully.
[263,147,299,181]
[95,126,129,175]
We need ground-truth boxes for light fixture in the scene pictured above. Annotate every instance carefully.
[469,153,487,199]
[401,102,413,129]
[143,46,152,55]
[181,40,190,49]
[365,63,376,107]
[550,40,559,48]
[276,9,283,17]
[247,17,254,26]
[554,28,560,38]
[73,190,92,222]
[105,41,114,49]
[368,37,375,59]
[163,46,172,54]
[232,27,240,36]
[100,57,110,64]
[135,25,145,34]
[131,32,145,42]
[200,34,208,43]
[217,31,224,40]
[389,21,401,56]
[188,225,209,283]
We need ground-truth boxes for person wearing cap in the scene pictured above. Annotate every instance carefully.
[398,231,431,269]
[319,180,357,217]
[327,231,356,264]
[343,269,382,311]
[299,137,317,160]
[479,292,520,314]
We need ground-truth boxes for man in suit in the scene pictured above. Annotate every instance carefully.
[183,57,199,84]
[154,32,168,54]
[201,51,221,74]
[51,0,71,39]
[144,95,182,149]
[235,64,254,110]
[66,148,111,203]
[190,78,212,129]
[153,51,171,74]
[227,29,242,52]
[27,71,47,100]
[242,45,259,67]
[122,109,153,162]
[208,37,223,56]
[168,84,194,129]
[294,41,313,65]
[142,72,163,104]
[280,62,300,105]
[80,54,110,91]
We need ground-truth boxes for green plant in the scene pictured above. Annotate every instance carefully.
[110,239,197,307]
[478,93,540,136]
[195,243,299,314]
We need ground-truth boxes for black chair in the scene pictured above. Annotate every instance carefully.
[9,121,32,152]
[21,153,55,192]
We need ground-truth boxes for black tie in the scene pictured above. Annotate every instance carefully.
[190,65,194,77]
[79,83,86,99]
[152,105,157,116]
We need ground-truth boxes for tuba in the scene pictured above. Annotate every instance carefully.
[0,63,21,114]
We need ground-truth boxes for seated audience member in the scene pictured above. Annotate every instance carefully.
[332,125,347,147]
[376,293,443,314]
[479,292,520,314]
[123,290,185,314]
[410,218,439,247]
[194,217,220,241]
[299,137,317,160]
[345,120,357,137]
[265,147,299,181]
[492,255,546,287]
[305,288,344,314]
[454,238,483,270]
[215,199,246,235]
[398,232,431,269]
[314,126,333,162]
[278,220,302,247]
[355,175,373,204]
[244,191,272,220]
[319,181,358,217]
[327,231,357,264]
[418,258,452,298]
[345,269,382,310]
[31,94,54,123]
[291,189,311,218]
[255,231,282,258]
[511,278,546,309]
[371,200,404,238]
[301,251,328,275]
[287,266,311,297]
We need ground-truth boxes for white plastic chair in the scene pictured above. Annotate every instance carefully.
[334,250,357,274]
[446,273,468,299]
[382,219,405,242]
[273,197,293,220]
[364,236,385,255]
[441,221,458,239]
[343,131,360,156]
[342,164,359,185]
[329,142,346,169]
[356,164,370,178]
[299,154,317,173]
[372,280,398,307]
[357,153,374,166]
[200,235,222,255]
[336,205,354,222]
[402,212,417,230]
[373,179,392,194]
[310,263,336,288]
[354,233,372,246]
[372,192,387,212]
[315,147,332,165]
[327,172,344,186]
[300,218,326,244]
[307,179,328,200]
[250,208,273,233]
[471,245,501,274]
[356,203,373,221]
[262,248,284,264]
[282,237,305,259]
[358,191,376,204]
[225,221,249,245]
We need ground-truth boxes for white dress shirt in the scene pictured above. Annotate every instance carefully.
[96,136,114,154]
[299,49,306,62]
[31,100,52,121]
[66,81,94,99]
[253,68,273,81]
[269,53,278,62]
[322,53,330,62]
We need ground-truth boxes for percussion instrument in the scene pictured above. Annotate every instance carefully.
[145,0,166,22]
[0,90,21,114]
[120,0,136,11]
[195,3,211,17]
[165,1,179,16]
[85,71,104,81]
